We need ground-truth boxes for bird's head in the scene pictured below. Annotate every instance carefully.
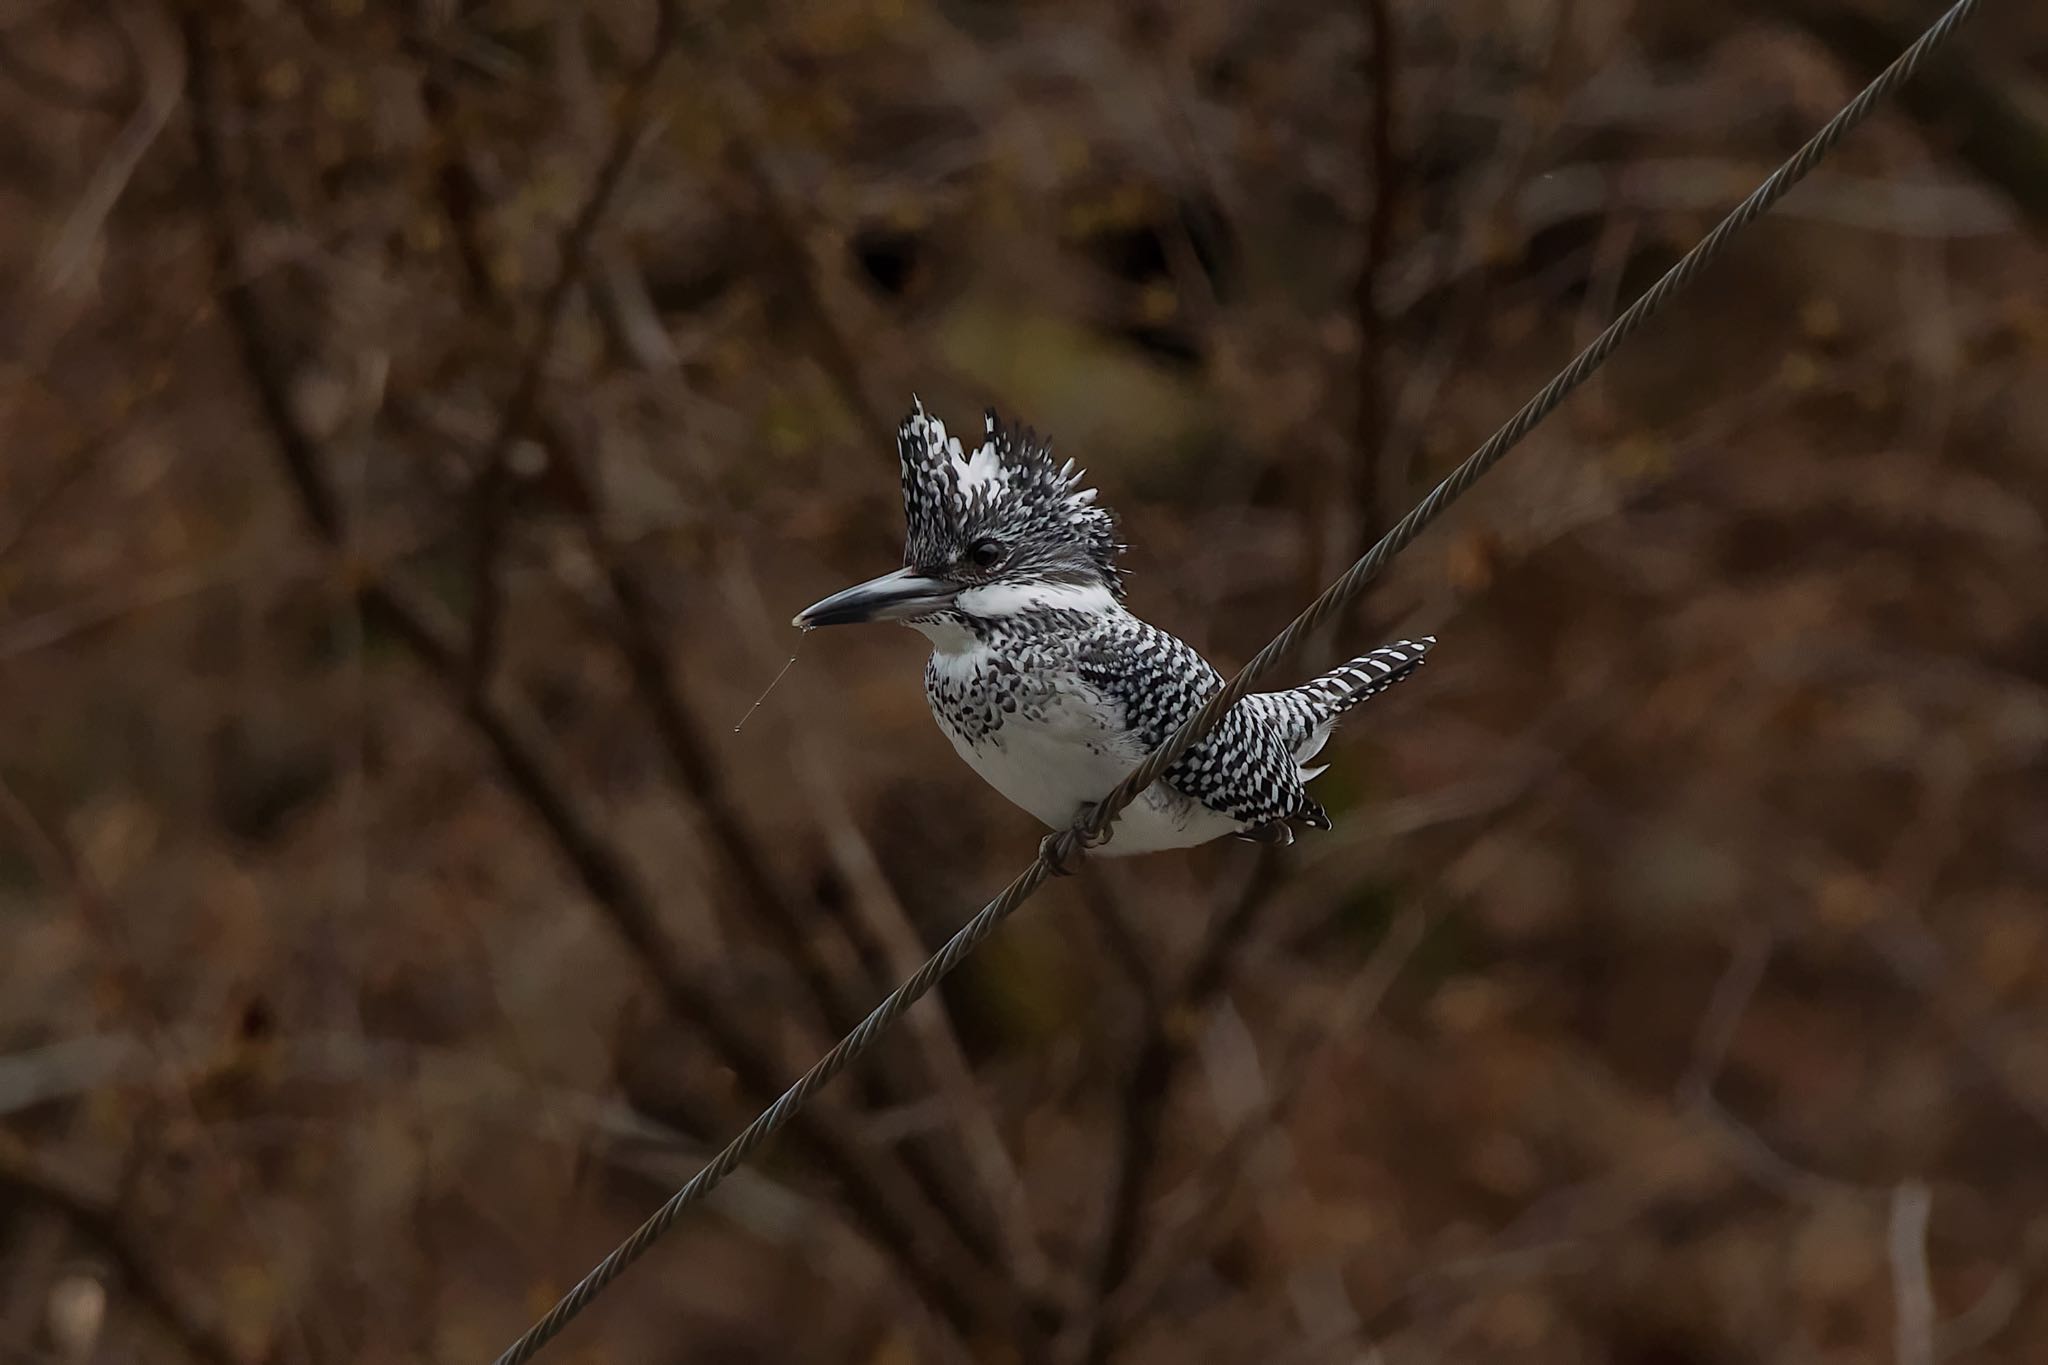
[794,398,1125,636]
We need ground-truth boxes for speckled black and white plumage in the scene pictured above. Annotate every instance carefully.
[883,399,1434,855]
[899,399,1123,595]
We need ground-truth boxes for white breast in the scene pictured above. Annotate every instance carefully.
[941,690,1132,829]
[922,639,1246,856]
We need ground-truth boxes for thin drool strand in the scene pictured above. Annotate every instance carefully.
[733,639,804,733]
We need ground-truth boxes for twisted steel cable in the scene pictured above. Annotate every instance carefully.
[492,2,1983,1359]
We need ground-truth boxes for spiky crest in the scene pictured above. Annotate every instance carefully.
[897,397,1125,597]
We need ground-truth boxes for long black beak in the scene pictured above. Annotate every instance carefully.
[793,567,958,628]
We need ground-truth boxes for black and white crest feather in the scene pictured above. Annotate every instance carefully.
[898,398,1125,596]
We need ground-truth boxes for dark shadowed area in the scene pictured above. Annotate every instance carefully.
[3,1,2046,1362]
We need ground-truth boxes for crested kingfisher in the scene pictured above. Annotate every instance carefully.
[794,399,1434,860]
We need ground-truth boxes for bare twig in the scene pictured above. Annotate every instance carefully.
[1864,917,2048,1141]
[461,4,677,691]
[1890,1180,1937,1365]
[0,1139,242,1365]
[1102,901,1434,1342]
[791,724,1061,1310]
[1354,0,1399,542]
[1936,1267,2025,1359]
[416,20,878,1048]
[35,0,181,296]
[692,505,1059,1311]
[406,589,1005,1330]
[0,771,321,1363]
[1078,848,1286,1365]
[0,0,137,115]
[1678,923,1775,1105]
[462,457,514,696]
[1075,874,1162,1013]
[0,559,248,661]
[0,418,125,569]
[415,44,504,318]
[421,31,1024,1304]
[1765,0,2048,228]
[1093,721,1589,1347]
[538,419,1021,1284]
[182,12,1006,1340]
[1680,928,1880,1206]
[719,78,896,451]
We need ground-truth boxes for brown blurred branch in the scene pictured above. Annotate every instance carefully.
[537,419,1025,1287]
[1676,923,1775,1109]
[1143,913,1431,1330]
[1862,915,2048,1140]
[462,456,514,696]
[416,49,503,319]
[537,427,868,1038]
[181,12,1007,1340]
[720,78,896,452]
[1890,1180,1937,1365]
[413,27,893,1056]
[1075,874,1162,1014]
[791,726,1062,1312]
[1677,930,1877,1205]
[633,496,1057,1312]
[1312,0,1403,638]
[27,0,178,301]
[412,19,1029,1305]
[736,147,895,450]
[1076,849,1286,1365]
[459,3,676,694]
[1353,0,1399,541]
[1765,0,2048,227]
[1079,667,1519,1359]
[0,1139,245,1365]
[0,769,320,1364]
[1080,711,1592,1354]
[0,775,159,1050]
[0,0,138,116]
[0,418,123,570]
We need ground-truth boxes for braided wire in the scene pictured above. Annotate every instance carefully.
[491,3,1981,1359]
[1074,0,1985,847]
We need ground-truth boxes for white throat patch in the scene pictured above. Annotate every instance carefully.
[908,615,978,653]
[954,580,1120,620]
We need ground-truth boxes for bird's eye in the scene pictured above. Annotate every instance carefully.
[968,539,1004,569]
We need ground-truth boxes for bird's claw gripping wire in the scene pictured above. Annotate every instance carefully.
[1040,803,1112,875]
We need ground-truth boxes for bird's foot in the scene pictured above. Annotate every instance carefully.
[1039,803,1112,876]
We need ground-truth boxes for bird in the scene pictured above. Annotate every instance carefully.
[793,398,1435,864]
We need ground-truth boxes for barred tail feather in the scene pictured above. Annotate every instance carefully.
[1280,636,1436,765]
[1305,637,1434,710]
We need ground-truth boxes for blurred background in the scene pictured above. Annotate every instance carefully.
[3,0,2046,1361]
